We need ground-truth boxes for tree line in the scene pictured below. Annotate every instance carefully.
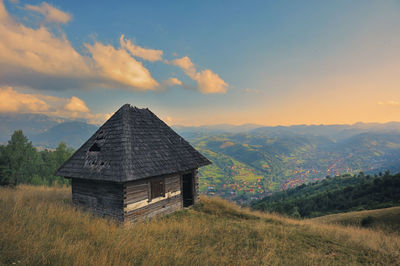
[0,130,74,186]
[251,172,400,218]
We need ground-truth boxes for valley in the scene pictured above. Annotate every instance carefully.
[2,113,400,204]
[186,130,400,203]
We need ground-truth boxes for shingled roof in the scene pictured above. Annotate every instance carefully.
[56,104,211,182]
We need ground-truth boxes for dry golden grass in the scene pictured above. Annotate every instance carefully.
[310,206,400,235]
[0,185,399,265]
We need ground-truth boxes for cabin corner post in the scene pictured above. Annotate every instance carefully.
[193,168,200,204]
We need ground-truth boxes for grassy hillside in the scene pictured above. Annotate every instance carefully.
[251,173,400,218]
[1,186,400,265]
[311,207,400,235]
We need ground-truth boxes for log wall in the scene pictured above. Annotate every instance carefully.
[70,168,199,223]
[124,173,183,222]
[71,178,124,221]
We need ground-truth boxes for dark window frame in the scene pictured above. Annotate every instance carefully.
[150,178,165,200]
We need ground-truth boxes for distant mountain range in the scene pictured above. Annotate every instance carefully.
[30,122,98,149]
[2,113,400,203]
[0,113,98,148]
[3,113,400,148]
[173,124,262,135]
[176,122,400,141]
[0,113,65,141]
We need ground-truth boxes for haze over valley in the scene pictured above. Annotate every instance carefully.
[2,113,400,203]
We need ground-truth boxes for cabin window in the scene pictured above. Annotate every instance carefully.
[150,178,165,199]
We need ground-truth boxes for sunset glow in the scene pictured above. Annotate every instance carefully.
[0,0,399,126]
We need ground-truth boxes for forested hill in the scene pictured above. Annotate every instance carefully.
[250,172,400,218]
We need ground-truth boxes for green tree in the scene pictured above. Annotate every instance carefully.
[0,131,75,187]
[0,144,11,186]
[0,130,38,186]
[55,142,74,166]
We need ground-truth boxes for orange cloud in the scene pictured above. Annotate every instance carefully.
[167,56,228,94]
[168,56,197,77]
[164,77,182,86]
[0,87,108,124]
[195,69,228,94]
[0,1,230,95]
[85,42,159,89]
[245,88,260,94]
[155,77,183,91]
[0,0,158,92]
[25,2,71,24]
[0,1,89,77]
[0,86,49,113]
[377,100,400,106]
[65,96,90,113]
[120,35,163,62]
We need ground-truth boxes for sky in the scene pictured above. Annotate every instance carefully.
[0,0,400,126]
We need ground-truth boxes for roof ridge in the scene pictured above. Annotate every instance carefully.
[56,104,211,182]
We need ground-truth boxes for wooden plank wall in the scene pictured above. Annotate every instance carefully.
[71,178,124,221]
[124,174,183,222]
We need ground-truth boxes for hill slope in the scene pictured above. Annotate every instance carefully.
[311,207,400,235]
[251,173,400,218]
[1,186,399,265]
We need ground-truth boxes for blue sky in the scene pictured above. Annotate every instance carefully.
[1,0,400,125]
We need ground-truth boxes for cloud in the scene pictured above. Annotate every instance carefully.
[245,88,260,94]
[167,56,228,94]
[167,56,197,78]
[0,1,229,95]
[120,35,163,62]
[378,100,400,106]
[25,2,71,24]
[65,96,90,113]
[85,42,159,89]
[156,77,183,90]
[0,0,158,92]
[0,1,88,77]
[0,86,108,124]
[195,69,228,94]
[0,86,49,113]
[164,77,182,86]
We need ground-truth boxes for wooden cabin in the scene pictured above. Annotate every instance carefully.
[56,104,211,222]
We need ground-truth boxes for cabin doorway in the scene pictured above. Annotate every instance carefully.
[182,173,194,207]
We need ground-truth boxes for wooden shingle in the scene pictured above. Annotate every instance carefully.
[56,104,211,182]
